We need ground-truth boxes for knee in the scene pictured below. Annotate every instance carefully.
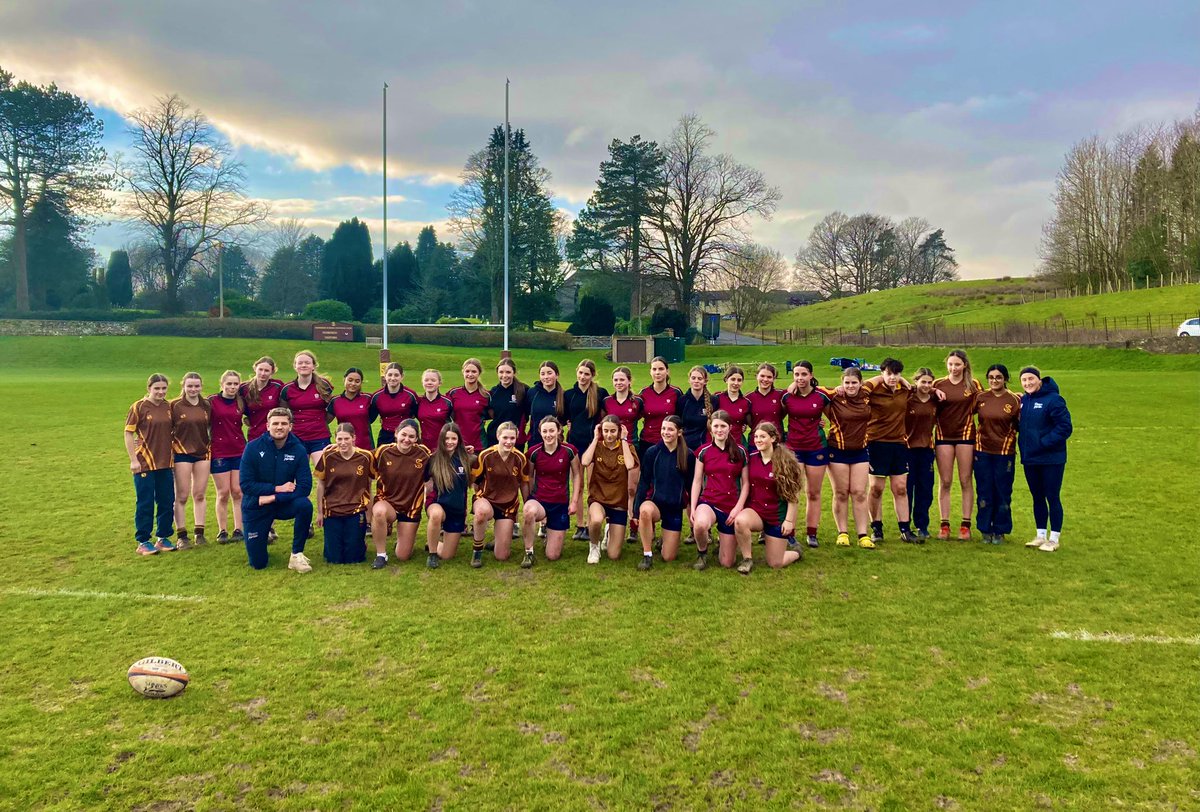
[638,504,655,522]
[545,549,561,561]
[294,497,313,517]
[893,485,908,499]
[834,487,849,499]
[733,514,752,532]
[850,488,866,501]
[522,504,538,522]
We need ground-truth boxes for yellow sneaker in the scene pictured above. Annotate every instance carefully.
[858,536,876,549]
[836,533,851,547]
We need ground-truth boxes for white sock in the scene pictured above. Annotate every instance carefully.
[1049,531,1060,543]
[1036,529,1047,539]
[643,551,652,558]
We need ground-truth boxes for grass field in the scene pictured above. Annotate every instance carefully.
[764,279,1200,331]
[1,336,1198,810]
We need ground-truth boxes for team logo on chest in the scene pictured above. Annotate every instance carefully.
[356,465,365,476]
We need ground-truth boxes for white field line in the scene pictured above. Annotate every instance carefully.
[3,587,205,604]
[1051,629,1200,646]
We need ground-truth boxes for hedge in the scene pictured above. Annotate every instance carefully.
[371,325,575,350]
[0,308,163,322]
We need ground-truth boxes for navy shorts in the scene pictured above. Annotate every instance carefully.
[302,437,332,455]
[794,448,828,467]
[210,455,241,474]
[699,501,734,535]
[538,502,571,532]
[868,441,909,477]
[432,507,466,535]
[828,447,869,465]
[173,453,205,464]
[648,500,683,532]
[376,429,396,446]
[763,523,786,540]
[602,505,629,527]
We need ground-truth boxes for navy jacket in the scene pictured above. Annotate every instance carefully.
[634,441,696,511]
[678,390,711,449]
[1017,377,1072,466]
[564,384,609,451]
[240,431,313,512]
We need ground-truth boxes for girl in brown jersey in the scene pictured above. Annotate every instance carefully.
[465,421,529,568]
[905,368,938,540]
[125,374,177,555]
[369,419,431,567]
[820,368,875,549]
[973,364,1021,543]
[170,372,212,548]
[581,415,638,562]
[314,423,375,565]
[934,350,983,540]
[860,358,918,544]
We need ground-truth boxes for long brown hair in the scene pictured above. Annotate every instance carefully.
[688,365,713,416]
[245,356,276,405]
[753,421,802,502]
[428,421,472,495]
[661,414,689,472]
[540,360,565,417]
[218,369,246,413]
[708,409,746,467]
[577,359,600,417]
[496,358,528,403]
[723,364,745,397]
[946,349,972,383]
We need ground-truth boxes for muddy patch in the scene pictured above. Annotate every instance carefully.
[682,705,722,752]
[817,683,849,704]
[793,722,848,745]
[235,697,268,722]
[631,667,667,689]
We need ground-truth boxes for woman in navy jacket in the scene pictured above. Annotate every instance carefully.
[1017,368,1072,552]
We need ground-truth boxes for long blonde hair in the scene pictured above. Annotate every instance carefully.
[754,422,803,503]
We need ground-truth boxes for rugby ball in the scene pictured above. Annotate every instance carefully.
[127,656,189,699]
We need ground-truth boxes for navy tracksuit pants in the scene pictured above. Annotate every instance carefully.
[1023,463,1065,533]
[243,497,313,570]
[975,452,1015,535]
[133,469,175,543]
[906,447,935,533]
[323,512,367,564]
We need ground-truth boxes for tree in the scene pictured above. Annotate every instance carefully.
[260,220,321,315]
[718,244,790,331]
[643,115,780,323]
[0,67,114,311]
[915,229,959,284]
[568,293,615,335]
[106,249,133,307]
[566,135,666,318]
[796,211,850,298]
[382,241,419,310]
[840,213,894,295]
[116,94,267,313]
[319,217,375,318]
[22,191,92,308]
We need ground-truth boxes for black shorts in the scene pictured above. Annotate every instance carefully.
[377,429,396,446]
[602,505,629,526]
[173,453,205,464]
[537,501,571,532]
[868,441,909,477]
[647,500,683,532]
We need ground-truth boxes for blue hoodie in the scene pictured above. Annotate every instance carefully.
[1017,377,1072,466]
[240,431,313,512]
[634,441,696,511]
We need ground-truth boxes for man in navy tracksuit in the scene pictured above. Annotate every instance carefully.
[240,407,314,571]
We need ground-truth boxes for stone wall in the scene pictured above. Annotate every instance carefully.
[0,319,136,336]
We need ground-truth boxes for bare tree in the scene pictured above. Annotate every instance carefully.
[840,213,893,294]
[116,94,267,313]
[795,211,850,297]
[643,114,780,323]
[718,244,790,330]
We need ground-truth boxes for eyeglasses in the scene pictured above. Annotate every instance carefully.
[986,375,1005,380]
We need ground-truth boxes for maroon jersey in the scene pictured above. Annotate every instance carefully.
[328,393,374,450]
[696,441,747,513]
[416,393,453,451]
[747,450,787,524]
[239,379,284,441]
[747,388,785,434]
[638,384,681,445]
[371,386,417,433]
[603,393,643,442]
[782,389,829,451]
[280,379,332,442]
[447,386,490,451]
[713,392,752,441]
[209,394,246,459]
[526,442,577,504]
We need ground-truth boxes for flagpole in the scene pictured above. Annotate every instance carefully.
[503,78,511,357]
[382,81,389,353]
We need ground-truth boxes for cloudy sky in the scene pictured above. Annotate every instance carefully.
[3,1,1197,278]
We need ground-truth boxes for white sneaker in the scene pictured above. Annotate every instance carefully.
[587,542,601,564]
[1038,540,1059,552]
[288,552,313,573]
[1025,537,1046,548]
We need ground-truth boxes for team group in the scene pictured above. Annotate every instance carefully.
[123,349,1073,575]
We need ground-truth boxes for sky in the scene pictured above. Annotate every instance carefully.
[2,1,1197,280]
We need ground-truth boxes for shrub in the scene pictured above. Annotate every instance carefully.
[649,306,688,338]
[302,299,353,322]
[436,316,472,325]
[571,294,616,336]
[135,318,365,342]
[371,325,574,350]
[222,294,274,319]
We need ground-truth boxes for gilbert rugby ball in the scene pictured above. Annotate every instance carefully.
[127,656,189,698]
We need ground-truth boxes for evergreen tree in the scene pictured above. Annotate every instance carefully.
[261,234,322,316]
[106,249,133,307]
[319,217,375,318]
[24,191,92,308]
[382,241,420,309]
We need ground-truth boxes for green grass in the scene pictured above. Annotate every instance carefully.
[534,320,572,332]
[765,278,1200,331]
[1,336,1198,810]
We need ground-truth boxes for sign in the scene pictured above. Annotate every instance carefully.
[312,322,353,342]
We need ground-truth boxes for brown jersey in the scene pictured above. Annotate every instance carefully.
[169,396,212,457]
[315,447,375,517]
[472,447,528,507]
[861,378,909,443]
[974,390,1021,455]
[373,443,431,517]
[588,441,635,508]
[934,377,983,441]
[821,389,871,451]
[125,398,174,471]
[906,396,938,450]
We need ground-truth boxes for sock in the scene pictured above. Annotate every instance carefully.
[1036,529,1047,539]
[1049,531,1060,542]
[525,547,534,555]
[643,551,652,558]
[899,521,911,534]
[940,520,950,528]
[378,553,388,561]
[473,538,485,552]
[194,525,204,534]
[858,534,870,542]
[472,548,483,558]
[871,520,883,534]
[961,519,972,529]
[806,526,817,538]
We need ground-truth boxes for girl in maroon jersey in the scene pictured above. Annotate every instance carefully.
[281,350,335,464]
[371,362,417,446]
[934,350,983,540]
[605,366,643,536]
[690,410,750,570]
[747,363,785,438]
[448,357,491,452]
[328,367,374,449]
[370,419,430,565]
[782,360,830,548]
[520,416,583,568]
[732,422,803,573]
[416,368,455,452]
[209,370,246,544]
[240,356,284,441]
[638,356,681,459]
[170,371,212,548]
[713,365,751,446]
